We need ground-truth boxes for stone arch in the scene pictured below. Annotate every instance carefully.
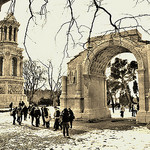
[60,30,150,123]
[83,38,144,75]
[82,37,145,120]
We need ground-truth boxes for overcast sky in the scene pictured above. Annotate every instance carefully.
[0,0,149,76]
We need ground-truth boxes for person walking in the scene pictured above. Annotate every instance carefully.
[54,107,61,131]
[132,104,137,117]
[62,108,70,137]
[17,106,22,125]
[9,102,13,111]
[120,106,125,118]
[44,107,51,128]
[12,107,17,125]
[41,106,45,126]
[34,106,41,127]
[68,108,75,128]
[30,104,35,126]
[22,104,28,121]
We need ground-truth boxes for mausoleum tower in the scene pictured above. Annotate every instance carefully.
[0,13,27,107]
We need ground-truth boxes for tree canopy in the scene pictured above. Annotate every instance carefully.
[107,57,138,106]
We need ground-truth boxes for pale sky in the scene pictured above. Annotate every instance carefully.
[0,0,149,76]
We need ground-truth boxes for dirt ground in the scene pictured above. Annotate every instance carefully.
[68,117,146,135]
[0,111,149,150]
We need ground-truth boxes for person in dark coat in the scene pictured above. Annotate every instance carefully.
[68,108,75,128]
[9,102,13,111]
[21,101,25,107]
[22,104,28,121]
[30,105,35,126]
[62,108,70,137]
[44,107,51,128]
[17,106,22,125]
[34,106,41,127]
[54,107,61,131]
[120,106,125,118]
[12,107,17,125]
[41,106,45,126]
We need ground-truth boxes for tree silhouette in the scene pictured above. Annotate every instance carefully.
[107,57,138,106]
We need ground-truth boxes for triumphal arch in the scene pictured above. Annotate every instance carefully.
[0,13,27,108]
[60,29,150,123]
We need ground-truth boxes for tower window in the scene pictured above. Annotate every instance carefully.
[12,57,17,76]
[14,28,16,41]
[0,57,3,76]
[9,26,12,41]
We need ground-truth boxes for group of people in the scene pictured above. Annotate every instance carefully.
[10,101,28,125]
[120,104,138,118]
[53,107,75,137]
[10,102,75,137]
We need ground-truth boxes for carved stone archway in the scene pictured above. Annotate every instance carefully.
[60,29,150,123]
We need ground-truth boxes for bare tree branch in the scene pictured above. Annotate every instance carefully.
[7,0,16,14]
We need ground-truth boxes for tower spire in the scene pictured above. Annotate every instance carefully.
[0,13,19,44]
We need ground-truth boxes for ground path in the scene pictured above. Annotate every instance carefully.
[0,109,150,150]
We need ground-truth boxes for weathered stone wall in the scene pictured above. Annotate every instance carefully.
[61,29,150,123]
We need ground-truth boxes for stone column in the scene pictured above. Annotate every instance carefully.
[74,64,83,116]
[20,59,23,77]
[104,76,111,118]
[60,76,67,110]
[75,64,81,97]
[147,46,150,91]
[136,68,147,123]
[0,27,2,41]
[17,58,20,76]
[1,27,4,41]
[82,74,92,119]
[6,26,9,41]
[16,29,18,43]
[103,75,107,107]
[145,47,150,122]
[137,69,145,111]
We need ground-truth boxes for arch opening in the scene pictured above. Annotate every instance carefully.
[83,44,143,120]
[105,53,139,118]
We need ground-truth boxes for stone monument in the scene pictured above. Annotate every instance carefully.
[60,29,150,123]
[0,13,28,108]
